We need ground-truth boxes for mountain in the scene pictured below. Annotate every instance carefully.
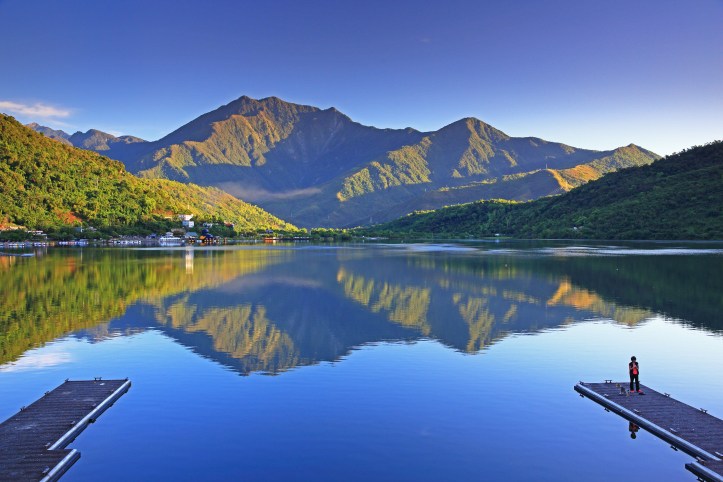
[364,141,723,240]
[68,129,146,151]
[27,123,150,160]
[2,115,294,230]
[28,96,660,227]
[26,122,72,145]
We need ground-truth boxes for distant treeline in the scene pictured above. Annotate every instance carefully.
[361,141,723,240]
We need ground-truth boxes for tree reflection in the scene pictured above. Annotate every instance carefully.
[1,246,720,374]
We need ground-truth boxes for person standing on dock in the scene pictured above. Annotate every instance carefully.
[629,356,641,393]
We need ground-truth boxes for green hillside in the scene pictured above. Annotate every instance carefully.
[0,115,295,231]
[364,141,723,240]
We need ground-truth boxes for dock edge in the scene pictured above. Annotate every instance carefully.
[574,382,721,462]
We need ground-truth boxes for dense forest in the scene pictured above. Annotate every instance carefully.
[0,248,281,364]
[0,115,295,232]
[363,141,723,240]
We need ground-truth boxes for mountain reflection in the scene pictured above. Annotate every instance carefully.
[1,245,721,374]
[0,248,285,363]
[157,298,299,373]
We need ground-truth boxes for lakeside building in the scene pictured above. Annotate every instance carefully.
[178,214,194,229]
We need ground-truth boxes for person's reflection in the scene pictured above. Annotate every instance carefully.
[629,421,639,439]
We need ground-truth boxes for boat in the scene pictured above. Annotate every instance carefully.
[0,251,35,257]
[158,232,184,246]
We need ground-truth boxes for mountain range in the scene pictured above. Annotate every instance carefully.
[367,141,723,240]
[29,96,660,227]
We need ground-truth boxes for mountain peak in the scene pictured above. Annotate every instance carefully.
[158,95,322,145]
[227,95,319,112]
[257,95,320,114]
[25,123,72,144]
[613,143,661,160]
[259,95,283,102]
[438,117,509,142]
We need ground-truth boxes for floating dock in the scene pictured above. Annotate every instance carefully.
[575,381,723,482]
[0,379,131,482]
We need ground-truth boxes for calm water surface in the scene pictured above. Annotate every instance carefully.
[1,241,722,481]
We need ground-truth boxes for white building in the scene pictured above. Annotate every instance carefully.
[178,214,194,228]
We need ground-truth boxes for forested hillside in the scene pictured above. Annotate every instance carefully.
[0,115,294,231]
[364,141,723,240]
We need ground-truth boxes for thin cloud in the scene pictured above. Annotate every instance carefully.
[0,351,72,372]
[217,182,321,202]
[0,100,71,119]
[47,119,76,129]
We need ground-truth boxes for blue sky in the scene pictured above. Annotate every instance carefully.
[0,0,721,155]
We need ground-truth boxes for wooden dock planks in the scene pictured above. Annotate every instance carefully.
[0,379,131,482]
[575,381,723,482]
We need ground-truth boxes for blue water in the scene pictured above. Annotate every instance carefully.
[1,242,721,481]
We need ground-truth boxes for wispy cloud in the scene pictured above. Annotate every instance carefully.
[0,100,71,119]
[46,119,76,129]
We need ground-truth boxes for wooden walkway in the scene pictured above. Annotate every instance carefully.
[575,381,723,482]
[0,379,131,482]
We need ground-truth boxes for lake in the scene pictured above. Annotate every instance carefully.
[1,241,722,481]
